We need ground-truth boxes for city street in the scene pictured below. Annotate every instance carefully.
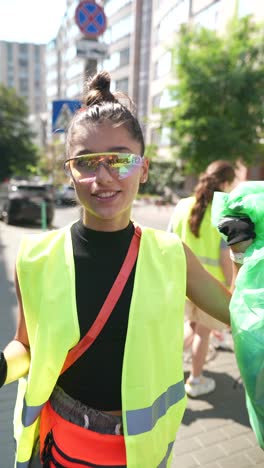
[0,204,263,467]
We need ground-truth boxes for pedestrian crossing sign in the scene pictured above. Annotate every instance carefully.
[52,100,81,133]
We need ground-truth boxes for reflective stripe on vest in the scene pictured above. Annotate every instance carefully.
[157,441,174,468]
[197,255,220,267]
[22,400,46,427]
[126,380,185,435]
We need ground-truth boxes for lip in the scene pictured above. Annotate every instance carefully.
[92,190,121,201]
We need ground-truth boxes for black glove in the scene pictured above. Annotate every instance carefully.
[217,215,256,246]
[0,351,7,388]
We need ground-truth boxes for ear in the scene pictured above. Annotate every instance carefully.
[140,158,149,184]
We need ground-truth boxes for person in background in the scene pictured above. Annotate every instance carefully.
[168,160,237,398]
[0,73,254,468]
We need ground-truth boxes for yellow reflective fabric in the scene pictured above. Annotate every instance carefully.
[122,228,187,467]
[15,226,80,467]
[170,197,225,282]
[14,225,187,467]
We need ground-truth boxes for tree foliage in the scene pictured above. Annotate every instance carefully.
[0,85,38,181]
[162,17,264,173]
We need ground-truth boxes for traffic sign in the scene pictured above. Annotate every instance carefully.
[52,100,81,133]
[75,1,107,39]
[76,39,107,60]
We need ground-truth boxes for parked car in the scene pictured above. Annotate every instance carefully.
[0,179,55,226]
[55,184,77,206]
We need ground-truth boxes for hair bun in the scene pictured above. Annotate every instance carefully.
[89,70,111,92]
[83,70,115,106]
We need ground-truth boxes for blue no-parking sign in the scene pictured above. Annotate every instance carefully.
[52,100,81,133]
[75,1,107,39]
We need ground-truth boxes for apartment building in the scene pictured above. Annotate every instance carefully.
[0,40,46,146]
[45,0,153,137]
[45,0,264,177]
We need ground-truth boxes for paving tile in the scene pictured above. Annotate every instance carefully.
[220,434,254,455]
[203,463,222,468]
[173,437,202,455]
[171,453,198,468]
[219,423,251,439]
[217,453,256,467]
[192,445,226,465]
[195,426,229,447]
[246,446,264,464]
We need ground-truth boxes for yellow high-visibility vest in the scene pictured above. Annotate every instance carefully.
[169,196,225,282]
[15,224,187,467]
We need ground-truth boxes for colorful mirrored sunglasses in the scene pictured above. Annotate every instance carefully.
[64,153,144,180]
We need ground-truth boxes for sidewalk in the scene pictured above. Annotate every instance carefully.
[172,335,264,467]
[0,331,263,467]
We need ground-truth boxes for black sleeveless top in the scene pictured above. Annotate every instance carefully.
[57,219,136,411]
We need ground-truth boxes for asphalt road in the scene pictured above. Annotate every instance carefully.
[52,201,174,231]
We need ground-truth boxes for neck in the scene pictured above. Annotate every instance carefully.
[82,210,131,232]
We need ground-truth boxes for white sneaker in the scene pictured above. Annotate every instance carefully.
[185,376,216,398]
[210,329,232,351]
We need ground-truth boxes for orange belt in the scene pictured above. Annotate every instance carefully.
[40,402,127,467]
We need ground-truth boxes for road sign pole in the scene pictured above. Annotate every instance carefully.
[41,200,47,231]
[85,58,98,76]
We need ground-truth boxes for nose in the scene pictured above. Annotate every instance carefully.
[95,162,115,182]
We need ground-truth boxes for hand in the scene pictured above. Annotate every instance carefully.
[217,216,256,247]
[0,352,7,388]
[230,239,253,254]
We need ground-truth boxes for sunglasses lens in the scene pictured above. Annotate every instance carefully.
[115,154,143,179]
[66,153,143,180]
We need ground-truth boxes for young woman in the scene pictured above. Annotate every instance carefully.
[0,71,254,468]
[167,160,237,398]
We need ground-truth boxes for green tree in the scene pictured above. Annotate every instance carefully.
[162,17,264,173]
[0,85,39,181]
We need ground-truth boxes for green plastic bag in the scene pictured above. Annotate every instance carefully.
[212,181,264,450]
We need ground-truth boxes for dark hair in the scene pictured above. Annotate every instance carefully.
[189,160,236,237]
[65,71,145,157]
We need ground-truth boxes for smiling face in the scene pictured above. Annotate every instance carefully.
[68,121,149,231]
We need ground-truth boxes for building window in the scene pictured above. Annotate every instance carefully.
[19,58,28,67]
[19,78,28,94]
[103,47,130,72]
[115,78,128,94]
[34,98,41,113]
[155,0,190,44]
[34,46,41,61]
[105,0,131,17]
[6,42,13,60]
[120,48,130,67]
[8,75,14,88]
[152,93,161,109]
[154,52,171,79]
[193,1,221,30]
[19,43,28,58]
[109,15,133,43]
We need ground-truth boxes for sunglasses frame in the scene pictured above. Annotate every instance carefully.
[64,152,144,179]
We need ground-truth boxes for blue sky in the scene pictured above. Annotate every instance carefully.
[0,0,67,44]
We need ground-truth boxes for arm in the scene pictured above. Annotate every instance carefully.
[220,245,232,287]
[184,243,231,325]
[184,237,253,326]
[2,268,30,385]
